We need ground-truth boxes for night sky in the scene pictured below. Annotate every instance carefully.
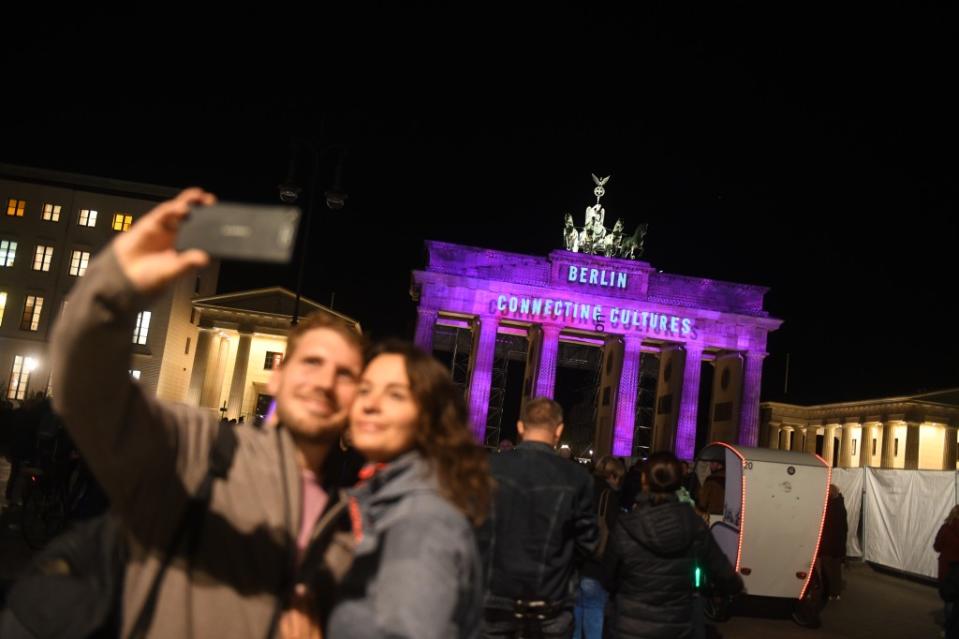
[2,8,956,407]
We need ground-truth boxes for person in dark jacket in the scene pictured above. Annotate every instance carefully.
[606,451,742,639]
[478,397,598,638]
[574,455,624,638]
[326,341,491,639]
[819,484,848,601]
[935,505,959,638]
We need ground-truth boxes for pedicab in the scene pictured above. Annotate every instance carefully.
[695,443,832,626]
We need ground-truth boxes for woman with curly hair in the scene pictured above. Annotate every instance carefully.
[326,340,492,639]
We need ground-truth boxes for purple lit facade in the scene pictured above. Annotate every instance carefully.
[412,242,782,459]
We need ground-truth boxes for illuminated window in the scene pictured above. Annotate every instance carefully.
[112,213,133,231]
[20,296,43,331]
[69,250,91,277]
[6,199,25,217]
[78,209,98,227]
[33,245,54,272]
[0,240,17,267]
[264,351,284,370]
[7,356,34,400]
[0,291,6,326]
[129,369,141,380]
[42,204,61,222]
[133,311,151,345]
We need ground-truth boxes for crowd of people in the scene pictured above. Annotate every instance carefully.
[0,188,854,638]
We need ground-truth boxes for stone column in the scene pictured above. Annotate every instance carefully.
[737,351,765,447]
[534,325,562,399]
[226,330,253,419]
[943,426,958,471]
[467,316,499,442]
[612,335,642,457]
[187,326,215,406]
[904,421,921,470]
[675,343,704,460]
[768,422,782,450]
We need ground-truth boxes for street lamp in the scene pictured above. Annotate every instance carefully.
[278,140,348,325]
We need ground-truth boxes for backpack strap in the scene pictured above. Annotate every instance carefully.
[127,421,238,639]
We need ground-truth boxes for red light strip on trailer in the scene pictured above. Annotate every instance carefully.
[799,453,832,600]
[709,442,748,572]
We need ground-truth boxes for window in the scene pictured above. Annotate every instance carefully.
[78,209,98,227]
[872,439,877,456]
[6,199,25,217]
[0,240,17,267]
[129,370,141,380]
[42,203,62,222]
[7,356,34,400]
[185,337,191,355]
[69,250,91,277]
[112,213,133,232]
[133,311,151,345]
[33,245,54,272]
[264,351,284,370]
[0,291,6,326]
[20,296,43,331]
[852,440,857,456]
[894,438,899,457]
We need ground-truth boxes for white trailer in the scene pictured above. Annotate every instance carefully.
[697,442,831,601]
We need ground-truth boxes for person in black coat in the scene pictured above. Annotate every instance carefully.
[605,451,742,639]
[819,484,848,601]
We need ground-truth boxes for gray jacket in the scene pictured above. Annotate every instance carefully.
[327,450,483,639]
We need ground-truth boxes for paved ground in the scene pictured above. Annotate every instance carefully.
[719,559,942,638]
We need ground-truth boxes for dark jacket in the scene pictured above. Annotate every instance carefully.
[477,441,598,606]
[327,451,483,639]
[935,519,959,582]
[819,494,848,559]
[580,475,621,586]
[606,496,742,639]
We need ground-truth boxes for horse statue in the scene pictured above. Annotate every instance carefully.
[603,218,625,257]
[621,223,648,259]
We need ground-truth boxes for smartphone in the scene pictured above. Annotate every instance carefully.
[175,202,301,263]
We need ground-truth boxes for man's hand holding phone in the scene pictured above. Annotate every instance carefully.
[114,188,215,295]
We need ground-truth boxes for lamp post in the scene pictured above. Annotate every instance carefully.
[278,140,347,325]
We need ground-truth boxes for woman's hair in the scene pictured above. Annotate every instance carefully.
[594,455,626,485]
[947,505,959,524]
[642,451,683,503]
[366,340,491,526]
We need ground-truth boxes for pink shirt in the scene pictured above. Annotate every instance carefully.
[296,469,329,562]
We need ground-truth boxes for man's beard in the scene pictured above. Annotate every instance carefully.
[276,402,344,446]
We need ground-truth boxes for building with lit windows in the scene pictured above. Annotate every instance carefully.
[0,165,358,423]
[761,389,959,470]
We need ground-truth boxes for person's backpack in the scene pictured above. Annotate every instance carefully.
[1,421,238,639]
